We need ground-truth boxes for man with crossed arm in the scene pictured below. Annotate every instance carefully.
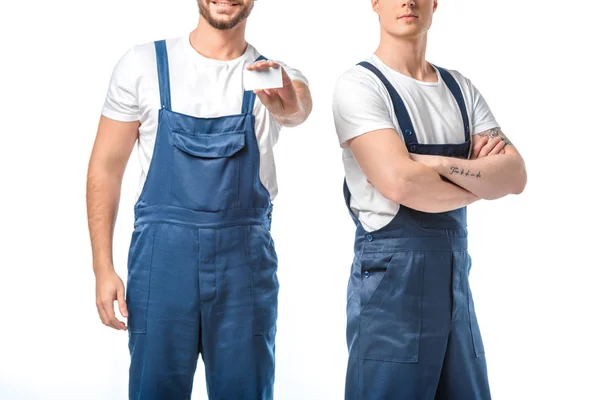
[333,0,526,398]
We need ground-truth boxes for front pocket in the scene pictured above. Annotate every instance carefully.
[358,251,425,363]
[125,224,155,334]
[249,228,279,335]
[170,130,246,211]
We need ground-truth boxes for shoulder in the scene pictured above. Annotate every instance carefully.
[119,35,186,66]
[434,65,477,93]
[334,60,390,99]
[332,60,396,120]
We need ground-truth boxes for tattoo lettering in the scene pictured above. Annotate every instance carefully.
[477,127,512,146]
[450,166,482,178]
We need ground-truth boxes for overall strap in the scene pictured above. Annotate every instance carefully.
[358,61,418,146]
[434,66,471,141]
[241,55,268,114]
[154,40,172,111]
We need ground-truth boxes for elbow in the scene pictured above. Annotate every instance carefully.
[512,163,528,195]
[481,169,527,201]
[382,177,412,205]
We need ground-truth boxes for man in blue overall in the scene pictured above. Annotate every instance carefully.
[86,1,311,398]
[333,0,527,398]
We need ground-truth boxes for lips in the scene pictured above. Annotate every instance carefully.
[211,1,238,6]
[399,14,418,19]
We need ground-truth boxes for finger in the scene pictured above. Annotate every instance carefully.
[109,294,127,331]
[247,61,280,71]
[117,284,128,320]
[489,140,506,155]
[470,141,485,159]
[253,89,275,97]
[246,60,265,70]
[102,300,122,330]
[96,301,110,327]
[110,304,127,331]
[246,60,270,70]
[471,137,488,159]
[479,137,502,158]
[255,91,272,106]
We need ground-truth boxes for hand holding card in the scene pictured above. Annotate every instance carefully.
[243,64,283,91]
[245,60,300,120]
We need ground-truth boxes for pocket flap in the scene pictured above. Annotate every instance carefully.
[170,131,246,158]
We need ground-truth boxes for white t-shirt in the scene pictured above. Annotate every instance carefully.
[333,54,499,232]
[102,34,309,203]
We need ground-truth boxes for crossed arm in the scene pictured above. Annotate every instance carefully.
[347,127,527,212]
[410,128,527,200]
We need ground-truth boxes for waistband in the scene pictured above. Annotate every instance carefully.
[134,204,272,229]
[355,227,468,253]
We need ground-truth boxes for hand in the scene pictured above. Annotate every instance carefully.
[95,268,128,331]
[246,60,300,119]
[470,134,505,159]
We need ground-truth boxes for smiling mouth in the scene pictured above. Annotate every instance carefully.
[211,1,238,6]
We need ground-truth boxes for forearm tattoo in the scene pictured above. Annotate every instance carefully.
[450,167,482,178]
[477,127,512,145]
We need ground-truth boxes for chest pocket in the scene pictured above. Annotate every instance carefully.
[170,130,247,211]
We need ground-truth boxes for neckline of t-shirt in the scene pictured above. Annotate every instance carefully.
[371,54,442,87]
[181,34,252,66]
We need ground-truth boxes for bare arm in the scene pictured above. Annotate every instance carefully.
[87,115,138,330]
[348,129,479,213]
[87,116,139,271]
[412,128,527,200]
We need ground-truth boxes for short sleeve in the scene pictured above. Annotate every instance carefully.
[332,70,396,148]
[101,47,141,122]
[466,77,500,134]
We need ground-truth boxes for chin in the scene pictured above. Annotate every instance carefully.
[393,27,424,38]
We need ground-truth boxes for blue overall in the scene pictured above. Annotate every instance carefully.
[125,40,278,400]
[343,62,491,400]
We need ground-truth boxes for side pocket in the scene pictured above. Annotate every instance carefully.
[125,224,155,334]
[359,251,424,363]
[250,227,279,335]
[467,255,486,358]
[358,253,394,312]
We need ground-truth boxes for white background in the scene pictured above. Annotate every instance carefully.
[1,0,599,399]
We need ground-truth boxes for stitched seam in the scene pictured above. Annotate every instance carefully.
[142,225,157,333]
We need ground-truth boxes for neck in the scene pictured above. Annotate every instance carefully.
[189,16,248,60]
[374,31,434,81]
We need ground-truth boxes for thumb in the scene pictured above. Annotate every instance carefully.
[117,284,128,318]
